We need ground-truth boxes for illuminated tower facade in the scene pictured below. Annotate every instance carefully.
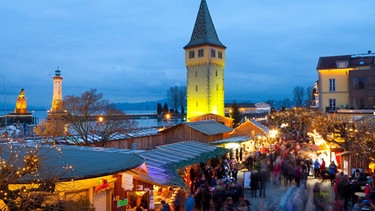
[50,68,63,112]
[184,0,226,120]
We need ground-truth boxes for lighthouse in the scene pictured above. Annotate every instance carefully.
[50,67,64,112]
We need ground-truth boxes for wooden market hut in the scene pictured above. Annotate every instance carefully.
[160,120,233,144]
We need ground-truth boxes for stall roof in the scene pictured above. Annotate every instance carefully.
[210,136,250,145]
[133,140,230,188]
[0,143,145,183]
[249,119,269,134]
[185,120,233,135]
[161,120,233,136]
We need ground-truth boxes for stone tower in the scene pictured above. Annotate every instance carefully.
[184,0,226,120]
[50,68,63,112]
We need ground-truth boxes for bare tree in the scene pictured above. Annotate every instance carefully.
[34,114,66,139]
[167,85,186,113]
[167,86,180,113]
[63,89,138,147]
[177,86,186,114]
[304,86,313,107]
[293,86,305,107]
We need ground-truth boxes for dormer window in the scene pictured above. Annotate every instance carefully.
[336,60,349,68]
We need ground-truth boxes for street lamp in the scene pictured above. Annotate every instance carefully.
[98,116,104,140]
[165,113,171,127]
[98,116,104,123]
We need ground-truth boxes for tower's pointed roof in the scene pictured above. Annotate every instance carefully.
[184,0,226,49]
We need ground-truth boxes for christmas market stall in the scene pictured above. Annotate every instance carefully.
[0,143,145,211]
[129,140,230,210]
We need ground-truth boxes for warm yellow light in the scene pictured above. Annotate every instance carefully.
[269,129,278,138]
[98,116,104,123]
[165,113,171,120]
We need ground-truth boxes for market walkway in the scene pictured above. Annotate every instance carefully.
[236,171,338,211]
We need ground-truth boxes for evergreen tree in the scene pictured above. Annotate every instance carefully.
[230,101,243,128]
[163,103,169,114]
[157,103,163,115]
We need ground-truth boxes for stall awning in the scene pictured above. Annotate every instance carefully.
[134,140,230,188]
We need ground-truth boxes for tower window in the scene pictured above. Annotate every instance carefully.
[196,85,198,91]
[195,71,197,77]
[218,51,223,59]
[215,71,217,76]
[211,49,216,58]
[198,49,204,57]
[216,84,218,91]
[189,50,195,59]
[196,102,198,106]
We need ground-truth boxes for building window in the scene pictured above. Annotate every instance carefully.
[196,102,198,106]
[329,79,336,92]
[359,61,365,65]
[218,51,223,59]
[352,77,365,90]
[359,77,365,89]
[216,84,218,91]
[367,97,374,109]
[329,99,336,109]
[195,71,197,77]
[196,85,198,91]
[215,71,217,76]
[211,49,216,58]
[189,50,195,59]
[198,49,204,57]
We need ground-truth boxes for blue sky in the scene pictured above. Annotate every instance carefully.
[1,0,375,109]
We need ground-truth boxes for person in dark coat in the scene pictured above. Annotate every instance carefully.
[337,174,351,210]
[190,167,195,192]
[160,200,171,211]
[216,166,225,180]
[259,169,268,197]
[213,181,226,211]
[246,156,254,171]
[250,170,260,197]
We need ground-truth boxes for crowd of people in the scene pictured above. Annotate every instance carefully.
[160,139,375,211]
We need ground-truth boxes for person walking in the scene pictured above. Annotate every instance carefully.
[337,174,351,211]
[294,163,302,187]
[314,159,321,179]
[320,159,326,182]
[328,161,337,186]
[259,169,268,197]
[160,200,171,211]
[184,192,195,211]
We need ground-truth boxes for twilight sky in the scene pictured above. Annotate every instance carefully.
[1,0,375,109]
